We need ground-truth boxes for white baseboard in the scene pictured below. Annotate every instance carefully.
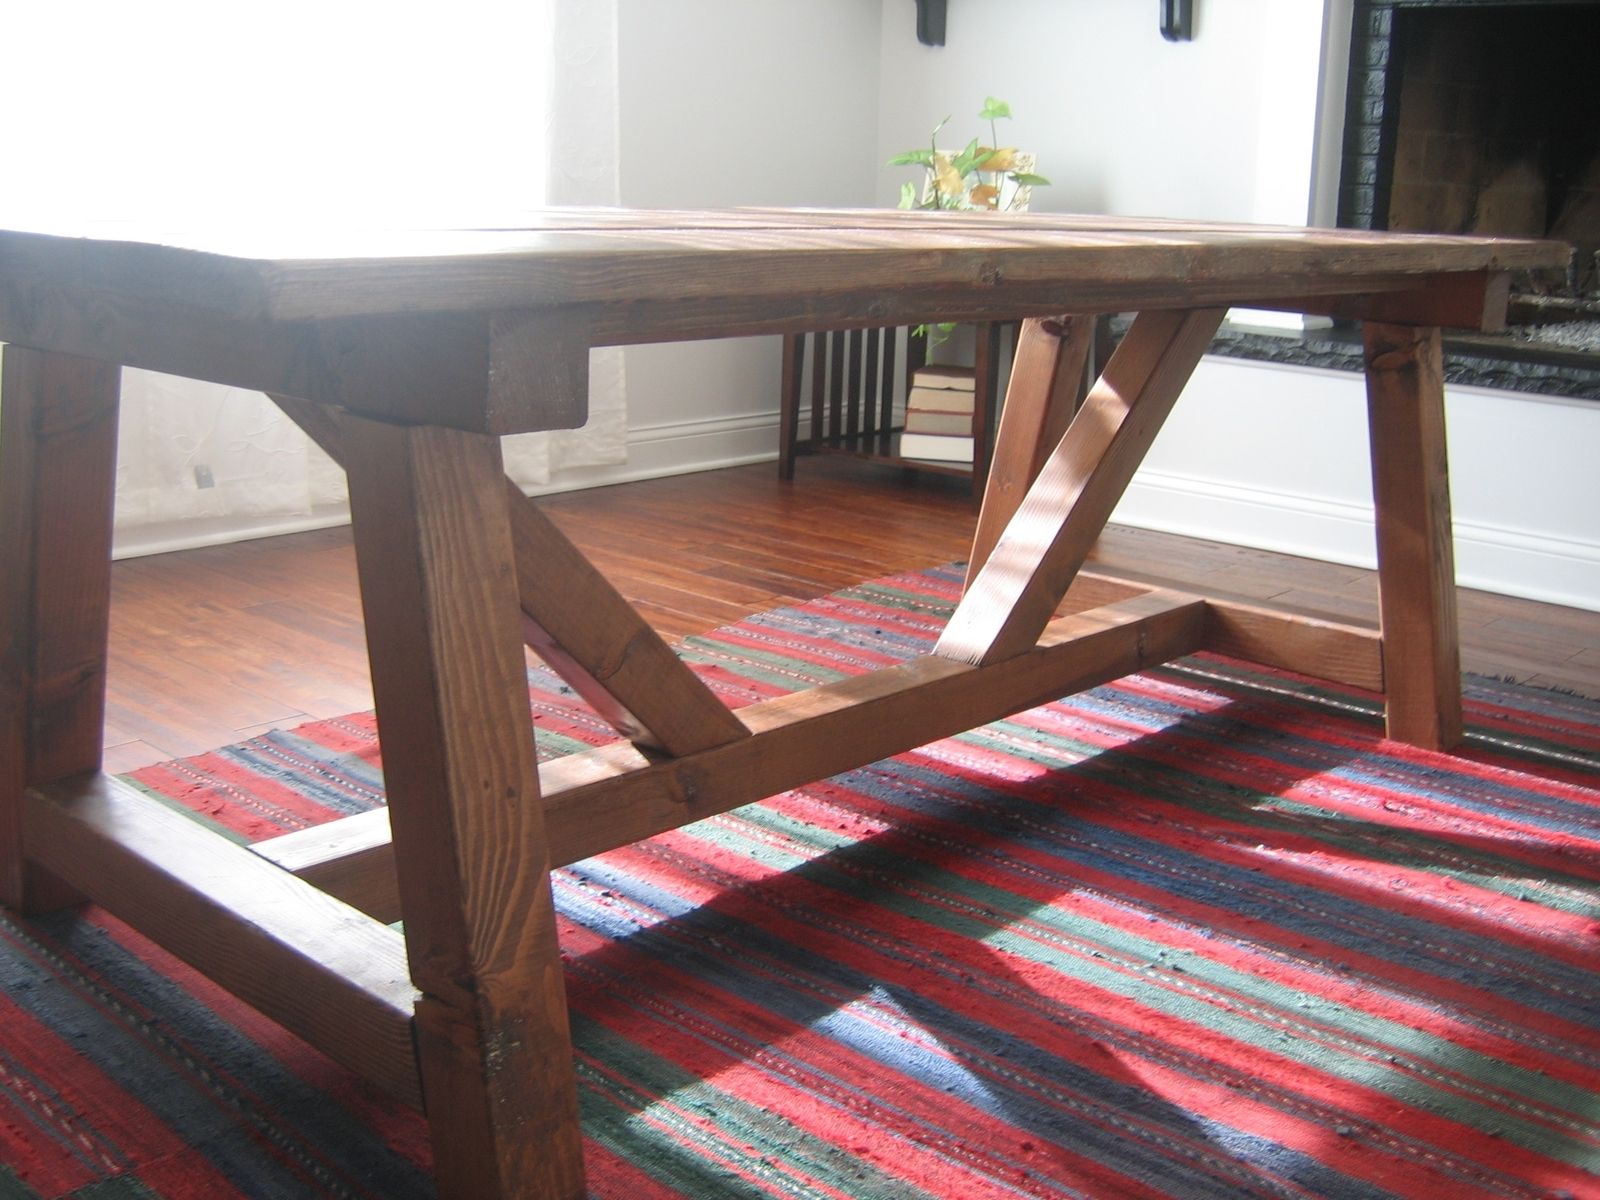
[107,399,1600,617]
[527,408,780,496]
[1117,468,1600,613]
[111,409,782,560]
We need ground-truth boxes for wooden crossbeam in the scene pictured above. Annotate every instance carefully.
[1203,600,1384,693]
[24,773,421,1106]
[1273,270,1513,331]
[938,307,1225,666]
[253,585,1390,927]
[255,590,1209,922]
[269,393,748,756]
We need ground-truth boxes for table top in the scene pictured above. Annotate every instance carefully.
[0,208,1571,434]
[0,207,1569,322]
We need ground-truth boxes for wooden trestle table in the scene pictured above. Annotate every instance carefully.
[0,210,1570,1197]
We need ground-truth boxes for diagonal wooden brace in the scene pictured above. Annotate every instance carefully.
[966,315,1096,585]
[269,393,749,756]
[937,307,1225,666]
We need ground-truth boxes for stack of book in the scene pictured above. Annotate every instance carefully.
[898,365,976,463]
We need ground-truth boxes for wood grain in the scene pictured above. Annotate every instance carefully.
[253,807,400,920]
[938,308,1226,666]
[1203,599,1385,693]
[5,208,1568,1200]
[1,346,121,912]
[102,461,1597,765]
[967,316,1094,583]
[0,213,1564,322]
[504,493,751,754]
[1287,271,1513,331]
[0,214,1563,436]
[24,772,421,1105]
[340,413,584,1197]
[1363,322,1465,749]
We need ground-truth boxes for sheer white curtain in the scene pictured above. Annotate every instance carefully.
[3,0,625,551]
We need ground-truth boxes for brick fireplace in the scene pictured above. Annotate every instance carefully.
[1337,0,1600,383]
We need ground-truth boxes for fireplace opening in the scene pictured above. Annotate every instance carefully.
[1337,0,1600,387]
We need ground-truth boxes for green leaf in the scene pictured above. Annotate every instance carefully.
[886,149,934,167]
[1009,172,1052,186]
[979,97,1012,120]
[898,181,917,209]
[950,137,984,176]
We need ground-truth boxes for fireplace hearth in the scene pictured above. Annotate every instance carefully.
[1327,0,1600,393]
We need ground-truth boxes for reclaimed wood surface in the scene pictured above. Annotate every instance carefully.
[0,211,1566,433]
[0,210,1566,322]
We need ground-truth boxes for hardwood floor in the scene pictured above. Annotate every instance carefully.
[103,459,1599,772]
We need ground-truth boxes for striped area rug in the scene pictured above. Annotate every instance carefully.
[2,565,1597,1199]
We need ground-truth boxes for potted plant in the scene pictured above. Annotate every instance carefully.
[887,97,1050,212]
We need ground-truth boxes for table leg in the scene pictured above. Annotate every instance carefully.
[778,333,803,481]
[0,347,120,914]
[966,315,1094,585]
[969,321,1005,508]
[1363,322,1464,750]
[341,413,584,1199]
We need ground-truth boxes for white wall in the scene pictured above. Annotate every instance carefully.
[97,0,886,555]
[602,0,883,484]
[875,0,1329,224]
[1118,359,1600,613]
[872,0,1599,611]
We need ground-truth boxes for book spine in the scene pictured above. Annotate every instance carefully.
[903,410,975,435]
[899,432,975,462]
[904,386,975,414]
[912,366,977,392]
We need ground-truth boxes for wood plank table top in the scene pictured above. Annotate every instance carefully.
[0,209,1568,436]
[0,207,1566,318]
[0,208,1573,1199]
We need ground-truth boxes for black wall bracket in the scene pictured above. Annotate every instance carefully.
[916,0,947,46]
[1160,0,1194,41]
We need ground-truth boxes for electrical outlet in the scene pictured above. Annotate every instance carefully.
[193,465,215,489]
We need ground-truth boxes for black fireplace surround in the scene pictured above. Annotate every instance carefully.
[1213,0,1600,400]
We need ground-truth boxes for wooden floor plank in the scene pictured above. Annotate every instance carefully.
[103,460,1598,766]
